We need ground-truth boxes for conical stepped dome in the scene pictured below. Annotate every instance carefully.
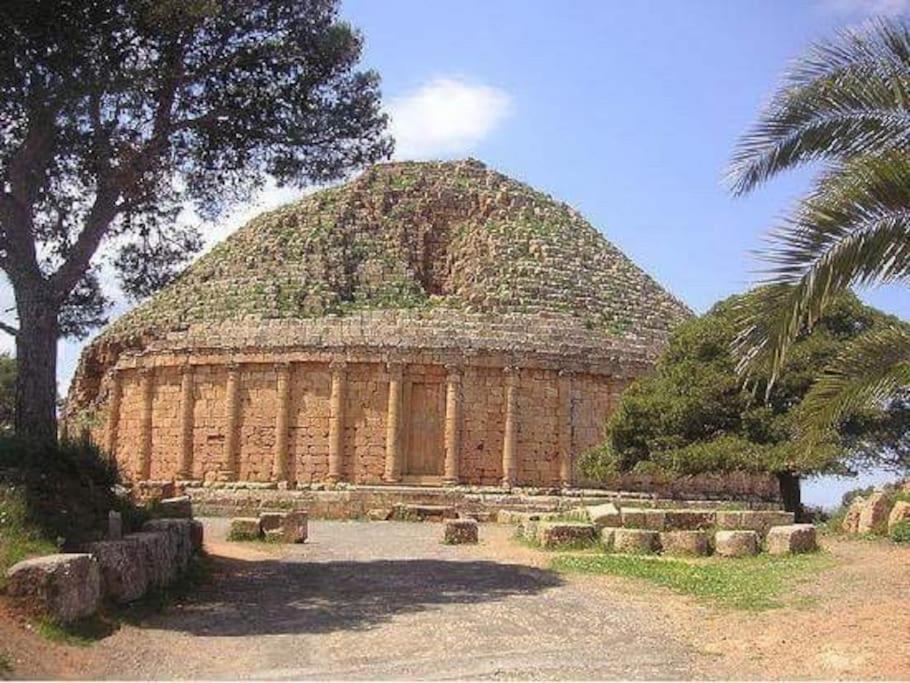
[68,159,690,489]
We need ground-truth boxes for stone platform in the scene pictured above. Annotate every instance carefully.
[176,482,784,521]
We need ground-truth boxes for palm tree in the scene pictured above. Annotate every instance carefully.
[729,18,910,441]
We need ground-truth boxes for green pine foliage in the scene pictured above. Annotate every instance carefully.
[581,290,910,481]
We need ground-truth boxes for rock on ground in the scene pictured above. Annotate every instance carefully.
[714,530,759,557]
[6,554,101,622]
[659,530,710,556]
[766,524,818,555]
[887,501,910,535]
[858,492,891,534]
[444,519,478,544]
[612,528,660,554]
[281,511,308,543]
[84,539,149,603]
[842,497,866,534]
[586,503,620,529]
[229,517,262,541]
[537,522,595,549]
[620,508,666,530]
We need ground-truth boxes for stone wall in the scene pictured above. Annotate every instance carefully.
[87,352,625,489]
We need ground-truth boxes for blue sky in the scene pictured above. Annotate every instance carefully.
[3,0,908,506]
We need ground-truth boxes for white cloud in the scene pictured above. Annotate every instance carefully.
[820,0,910,15]
[387,77,512,160]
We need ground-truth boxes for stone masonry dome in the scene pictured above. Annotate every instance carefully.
[69,159,691,489]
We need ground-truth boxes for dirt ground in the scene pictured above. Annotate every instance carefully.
[1,520,907,680]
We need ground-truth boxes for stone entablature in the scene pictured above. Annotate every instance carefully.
[87,349,624,489]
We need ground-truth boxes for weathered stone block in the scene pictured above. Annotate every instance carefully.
[85,539,149,603]
[858,492,891,534]
[842,497,865,534]
[887,501,910,535]
[715,510,794,537]
[600,526,619,550]
[586,503,620,529]
[281,510,308,543]
[612,528,660,554]
[714,530,759,557]
[6,553,101,622]
[143,519,194,571]
[444,519,478,544]
[766,524,818,555]
[367,507,392,521]
[228,517,262,541]
[660,530,710,556]
[393,504,458,521]
[537,522,596,549]
[124,531,177,587]
[157,496,192,519]
[108,510,123,541]
[189,519,204,552]
[620,507,666,530]
[663,509,715,531]
[259,511,285,533]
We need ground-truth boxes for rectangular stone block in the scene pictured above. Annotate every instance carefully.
[228,517,262,541]
[85,539,149,603]
[663,509,715,531]
[586,503,621,529]
[715,510,794,537]
[612,528,660,554]
[660,530,710,556]
[281,510,308,543]
[537,522,596,549]
[620,507,666,530]
[714,530,759,557]
[766,524,817,555]
[6,554,101,623]
[444,519,478,544]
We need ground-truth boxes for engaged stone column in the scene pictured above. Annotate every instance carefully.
[273,362,291,482]
[137,367,154,480]
[383,361,404,483]
[327,360,346,484]
[443,364,462,486]
[223,364,241,481]
[501,366,519,489]
[106,370,122,457]
[177,366,195,479]
[557,369,574,488]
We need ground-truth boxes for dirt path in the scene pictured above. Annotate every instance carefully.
[3,520,907,680]
[82,520,697,680]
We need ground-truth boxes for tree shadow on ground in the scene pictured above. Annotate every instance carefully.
[140,555,564,637]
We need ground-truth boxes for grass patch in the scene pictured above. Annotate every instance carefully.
[552,552,833,610]
[34,614,117,646]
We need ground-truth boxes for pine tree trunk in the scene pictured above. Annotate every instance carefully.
[14,290,59,444]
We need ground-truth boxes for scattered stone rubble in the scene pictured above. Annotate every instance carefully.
[228,510,308,543]
[841,482,910,537]
[503,501,816,558]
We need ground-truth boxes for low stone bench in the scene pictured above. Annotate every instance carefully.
[611,528,660,554]
[586,503,620,529]
[660,530,710,556]
[125,530,178,587]
[6,554,101,623]
[537,522,596,549]
[620,507,666,530]
[143,519,195,572]
[766,524,818,555]
[715,530,759,557]
[444,519,478,544]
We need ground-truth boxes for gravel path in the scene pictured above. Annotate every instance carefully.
[87,519,696,680]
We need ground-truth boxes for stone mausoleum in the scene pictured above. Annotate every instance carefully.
[67,159,694,490]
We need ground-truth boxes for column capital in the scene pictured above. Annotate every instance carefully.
[503,365,520,384]
[226,361,241,375]
[445,363,463,382]
[274,361,292,375]
[386,360,405,379]
[180,364,195,376]
[558,368,575,379]
[138,365,154,378]
[329,359,347,375]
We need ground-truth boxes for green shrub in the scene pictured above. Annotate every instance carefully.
[889,520,910,543]
[0,436,140,548]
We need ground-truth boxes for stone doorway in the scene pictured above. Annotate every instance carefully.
[402,380,445,482]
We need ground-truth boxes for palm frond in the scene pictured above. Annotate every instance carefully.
[735,152,910,380]
[799,324,910,439]
[728,18,910,195]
